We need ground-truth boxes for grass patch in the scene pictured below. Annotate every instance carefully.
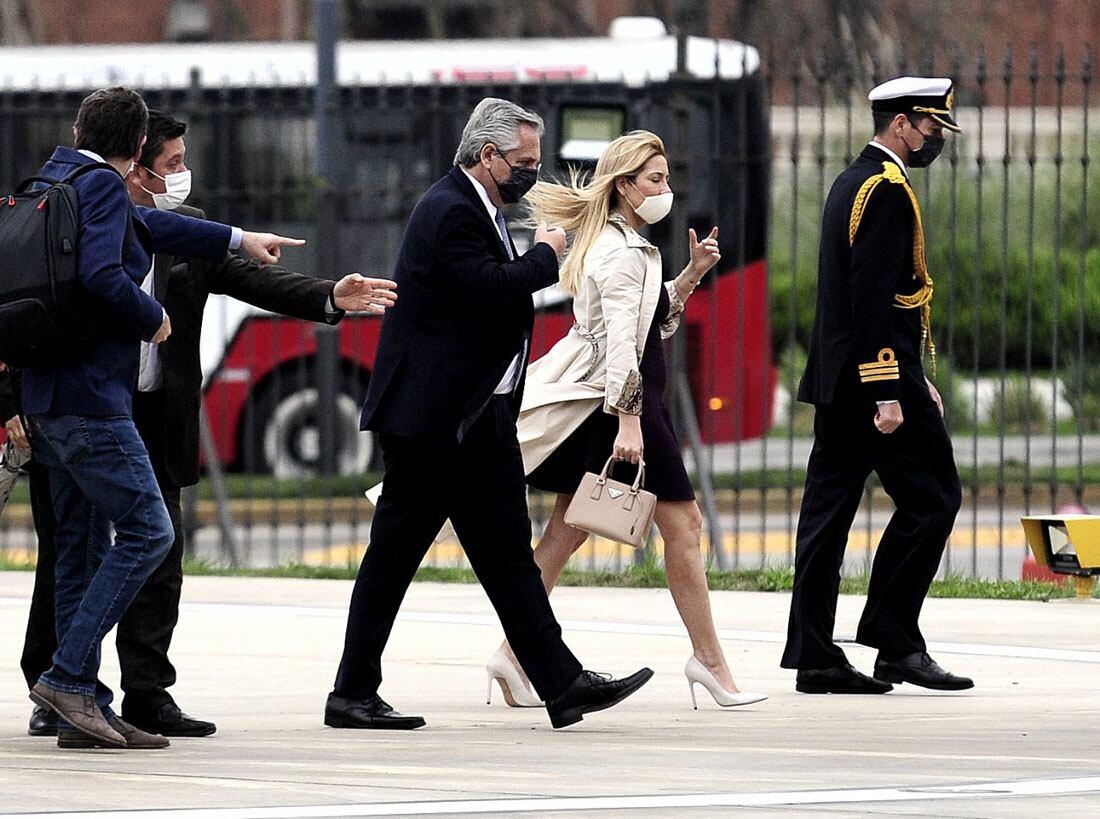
[1,557,1086,601]
[181,559,362,580]
[194,473,383,501]
[0,554,33,571]
[170,559,1090,600]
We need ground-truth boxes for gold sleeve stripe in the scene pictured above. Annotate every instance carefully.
[861,373,901,383]
[859,358,898,367]
[860,348,899,382]
[859,348,897,369]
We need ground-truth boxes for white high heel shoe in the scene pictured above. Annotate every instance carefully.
[485,649,544,708]
[685,656,768,709]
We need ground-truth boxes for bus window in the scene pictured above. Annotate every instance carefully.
[558,104,625,165]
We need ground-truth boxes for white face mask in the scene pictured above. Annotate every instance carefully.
[628,182,674,224]
[141,167,192,210]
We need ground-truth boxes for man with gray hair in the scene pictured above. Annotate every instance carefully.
[325,97,653,730]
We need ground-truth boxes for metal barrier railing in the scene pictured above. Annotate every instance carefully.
[0,44,1095,579]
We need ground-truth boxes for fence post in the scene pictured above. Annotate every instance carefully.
[1049,48,1066,509]
[1074,47,1091,506]
[315,0,342,476]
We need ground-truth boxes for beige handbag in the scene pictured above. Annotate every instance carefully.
[563,456,657,548]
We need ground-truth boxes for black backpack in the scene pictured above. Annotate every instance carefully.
[0,162,115,368]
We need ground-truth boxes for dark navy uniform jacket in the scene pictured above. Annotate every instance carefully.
[798,143,933,406]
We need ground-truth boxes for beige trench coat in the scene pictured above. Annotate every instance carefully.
[518,215,684,474]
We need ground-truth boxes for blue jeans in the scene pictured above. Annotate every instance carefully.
[28,414,173,711]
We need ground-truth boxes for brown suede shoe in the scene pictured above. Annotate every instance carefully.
[58,715,169,750]
[30,682,125,748]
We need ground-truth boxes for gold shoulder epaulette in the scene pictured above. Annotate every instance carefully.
[848,162,906,245]
[848,161,938,374]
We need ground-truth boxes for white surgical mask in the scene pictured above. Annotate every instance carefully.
[141,167,192,210]
[628,182,674,224]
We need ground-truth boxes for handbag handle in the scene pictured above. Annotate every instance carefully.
[596,456,647,496]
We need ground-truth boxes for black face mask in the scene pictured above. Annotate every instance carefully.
[905,119,946,168]
[908,135,945,168]
[489,154,539,203]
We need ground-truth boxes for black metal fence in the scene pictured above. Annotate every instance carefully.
[0,44,1096,580]
[758,48,1099,581]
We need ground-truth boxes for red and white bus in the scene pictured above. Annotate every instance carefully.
[0,17,773,477]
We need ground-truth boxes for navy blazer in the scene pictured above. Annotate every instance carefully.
[22,147,232,418]
[360,166,559,443]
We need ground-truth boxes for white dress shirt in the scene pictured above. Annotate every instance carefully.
[459,167,525,395]
[137,258,163,392]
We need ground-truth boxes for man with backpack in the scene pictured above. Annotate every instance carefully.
[18,87,303,749]
[13,108,397,742]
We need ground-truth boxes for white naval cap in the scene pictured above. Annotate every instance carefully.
[868,76,961,132]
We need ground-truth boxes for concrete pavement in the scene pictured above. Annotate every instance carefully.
[1,571,1099,817]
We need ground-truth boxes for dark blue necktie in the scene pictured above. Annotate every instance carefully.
[494,210,514,261]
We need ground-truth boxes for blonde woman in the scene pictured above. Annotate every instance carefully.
[485,131,767,710]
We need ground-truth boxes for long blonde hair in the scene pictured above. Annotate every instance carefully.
[526,130,665,295]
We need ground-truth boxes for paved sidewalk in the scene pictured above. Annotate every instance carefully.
[1,572,1098,817]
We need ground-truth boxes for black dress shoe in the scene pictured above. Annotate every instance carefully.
[123,702,217,737]
[324,693,426,730]
[545,668,654,729]
[874,652,974,691]
[795,664,894,694]
[28,704,59,737]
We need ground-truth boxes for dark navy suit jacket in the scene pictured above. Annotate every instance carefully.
[359,166,559,443]
[150,204,339,488]
[22,147,232,418]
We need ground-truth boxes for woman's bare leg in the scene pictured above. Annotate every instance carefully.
[656,499,740,692]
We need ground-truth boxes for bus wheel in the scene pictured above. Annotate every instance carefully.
[243,385,373,478]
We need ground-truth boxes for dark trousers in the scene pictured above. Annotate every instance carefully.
[333,396,583,702]
[118,388,185,715]
[21,389,186,715]
[20,459,58,690]
[781,378,963,670]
